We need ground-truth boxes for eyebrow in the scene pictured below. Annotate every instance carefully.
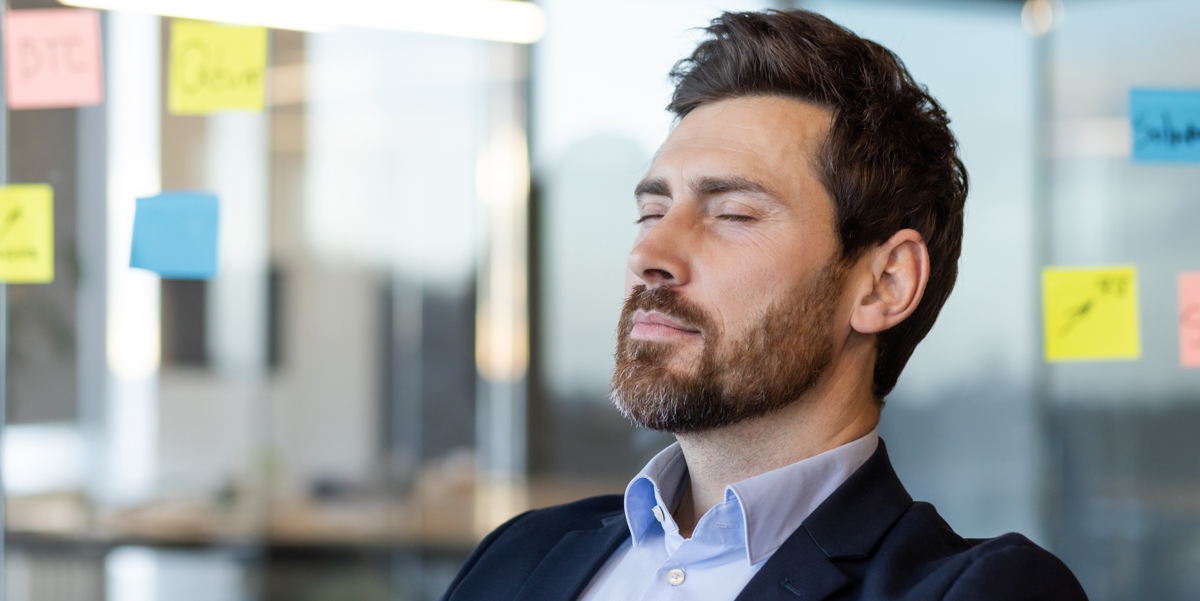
[634,175,773,202]
[634,178,670,199]
[693,176,770,197]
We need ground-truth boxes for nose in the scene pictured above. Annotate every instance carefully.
[627,209,693,289]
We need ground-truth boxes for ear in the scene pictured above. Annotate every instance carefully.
[849,229,930,335]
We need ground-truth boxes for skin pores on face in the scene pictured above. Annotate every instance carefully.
[625,95,841,377]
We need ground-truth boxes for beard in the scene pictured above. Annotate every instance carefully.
[610,262,846,434]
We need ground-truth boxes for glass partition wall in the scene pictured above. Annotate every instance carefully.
[4,1,1200,600]
[3,6,530,599]
[1043,2,1200,599]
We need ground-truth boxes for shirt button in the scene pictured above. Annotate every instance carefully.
[667,569,685,586]
[652,506,665,523]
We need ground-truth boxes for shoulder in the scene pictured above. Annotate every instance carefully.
[491,494,625,545]
[440,494,625,601]
[516,494,626,529]
[468,493,624,558]
[940,533,1088,601]
[867,503,1087,600]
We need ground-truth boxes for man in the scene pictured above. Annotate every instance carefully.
[442,9,1087,601]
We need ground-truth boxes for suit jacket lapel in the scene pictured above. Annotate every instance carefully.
[514,513,630,601]
[734,526,848,601]
[734,439,913,601]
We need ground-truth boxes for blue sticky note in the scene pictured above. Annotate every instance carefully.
[1131,89,1200,162]
[130,192,219,279]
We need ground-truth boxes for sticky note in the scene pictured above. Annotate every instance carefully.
[130,192,219,280]
[0,184,54,283]
[1130,89,1200,162]
[168,20,267,115]
[3,8,103,110]
[1181,273,1200,368]
[1043,265,1141,362]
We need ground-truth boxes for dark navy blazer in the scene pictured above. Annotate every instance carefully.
[441,441,1088,601]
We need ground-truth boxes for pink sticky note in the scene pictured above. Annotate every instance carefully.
[4,9,103,110]
[1181,273,1200,368]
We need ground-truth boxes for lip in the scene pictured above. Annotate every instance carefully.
[631,310,700,340]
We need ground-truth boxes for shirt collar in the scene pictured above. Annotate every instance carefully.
[623,442,688,546]
[622,429,880,565]
[730,429,879,563]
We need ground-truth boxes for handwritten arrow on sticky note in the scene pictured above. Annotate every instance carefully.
[1043,265,1141,362]
[0,184,54,283]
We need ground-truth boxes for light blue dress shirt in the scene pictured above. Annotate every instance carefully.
[578,429,879,600]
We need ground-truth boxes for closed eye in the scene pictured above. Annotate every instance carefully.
[718,214,756,222]
[636,214,664,224]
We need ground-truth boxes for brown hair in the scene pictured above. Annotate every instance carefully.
[668,9,967,399]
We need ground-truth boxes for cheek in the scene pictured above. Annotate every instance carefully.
[695,233,811,330]
[705,273,779,337]
[692,263,771,337]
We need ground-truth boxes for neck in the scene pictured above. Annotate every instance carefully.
[670,347,880,538]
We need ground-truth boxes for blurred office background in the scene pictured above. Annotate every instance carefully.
[2,0,1199,599]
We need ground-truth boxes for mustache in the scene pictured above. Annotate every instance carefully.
[621,285,715,336]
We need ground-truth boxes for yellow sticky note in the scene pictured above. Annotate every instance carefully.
[1043,265,1140,361]
[168,20,267,115]
[0,184,54,283]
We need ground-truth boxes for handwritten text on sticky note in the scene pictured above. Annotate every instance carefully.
[131,192,219,280]
[1131,89,1200,162]
[1181,273,1200,368]
[3,8,103,110]
[168,20,267,115]
[1043,265,1141,362]
[0,184,54,283]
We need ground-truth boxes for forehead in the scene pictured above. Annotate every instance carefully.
[650,96,833,191]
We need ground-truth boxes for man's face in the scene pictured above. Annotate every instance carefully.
[611,96,847,433]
